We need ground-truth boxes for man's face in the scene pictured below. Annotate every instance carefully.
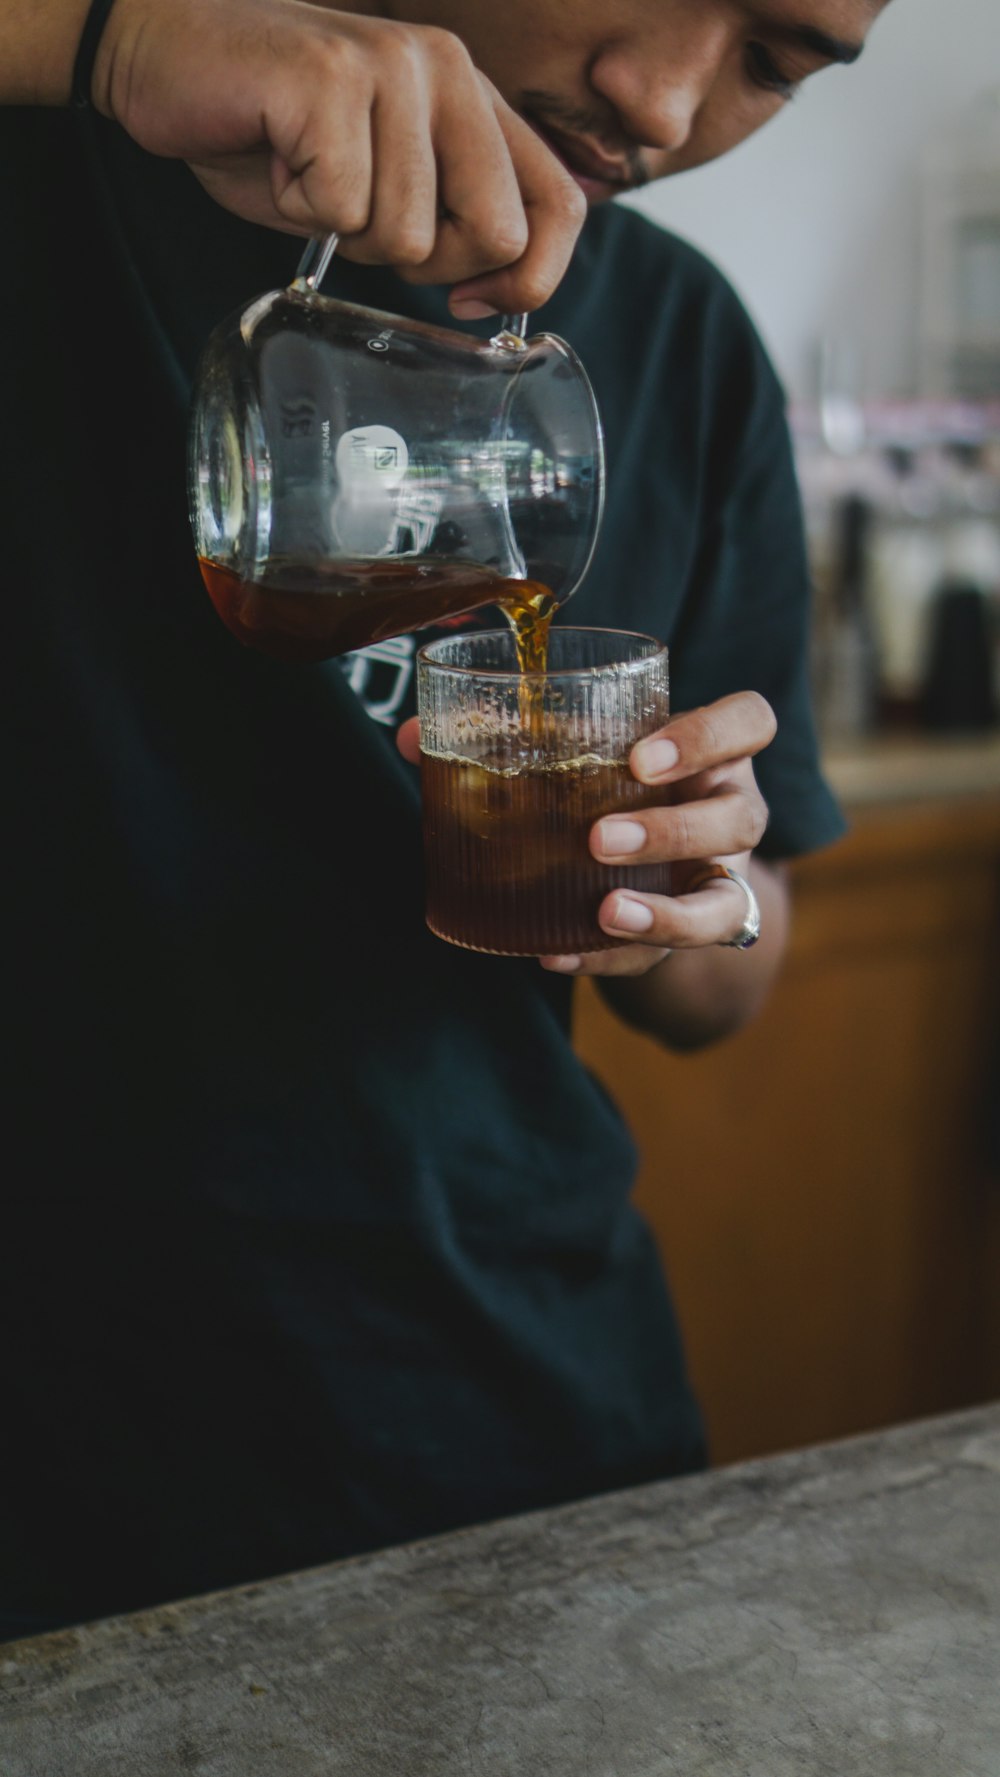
[386,0,885,201]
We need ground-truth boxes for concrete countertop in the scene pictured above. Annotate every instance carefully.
[2,1405,999,1776]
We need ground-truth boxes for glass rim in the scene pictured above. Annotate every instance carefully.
[417,626,668,683]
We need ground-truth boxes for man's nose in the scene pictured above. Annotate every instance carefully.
[588,20,729,153]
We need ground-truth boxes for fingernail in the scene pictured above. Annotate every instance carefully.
[540,955,582,973]
[634,738,679,781]
[450,298,499,320]
[605,896,654,934]
[598,818,646,857]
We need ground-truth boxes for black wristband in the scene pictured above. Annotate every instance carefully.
[71,0,120,110]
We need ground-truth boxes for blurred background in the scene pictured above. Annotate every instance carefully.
[575,0,1000,1465]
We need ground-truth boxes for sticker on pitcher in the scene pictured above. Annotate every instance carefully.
[332,425,410,555]
[335,426,409,489]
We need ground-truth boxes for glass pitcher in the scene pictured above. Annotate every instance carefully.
[189,236,605,663]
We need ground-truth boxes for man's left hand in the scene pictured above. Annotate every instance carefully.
[542,689,776,975]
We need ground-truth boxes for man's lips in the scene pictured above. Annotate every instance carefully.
[529,118,634,193]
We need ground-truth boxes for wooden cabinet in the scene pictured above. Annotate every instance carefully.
[573,760,1000,1466]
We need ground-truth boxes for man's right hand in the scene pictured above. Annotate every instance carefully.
[79,0,586,317]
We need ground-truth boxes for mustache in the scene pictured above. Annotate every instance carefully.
[518,89,649,188]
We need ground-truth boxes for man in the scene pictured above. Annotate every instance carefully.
[1,0,881,1639]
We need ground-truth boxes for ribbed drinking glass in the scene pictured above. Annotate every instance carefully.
[417,628,671,956]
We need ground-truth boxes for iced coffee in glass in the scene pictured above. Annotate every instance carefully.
[417,628,671,956]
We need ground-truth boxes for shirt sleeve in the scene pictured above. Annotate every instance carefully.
[667,292,847,862]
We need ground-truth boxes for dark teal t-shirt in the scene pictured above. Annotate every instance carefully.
[2,108,843,1637]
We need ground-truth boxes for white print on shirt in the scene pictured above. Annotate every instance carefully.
[339,636,415,727]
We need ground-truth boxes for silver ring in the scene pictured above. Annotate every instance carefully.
[718,866,761,950]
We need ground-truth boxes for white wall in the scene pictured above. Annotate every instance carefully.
[623,0,1000,402]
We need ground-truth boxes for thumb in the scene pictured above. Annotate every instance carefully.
[396,716,421,765]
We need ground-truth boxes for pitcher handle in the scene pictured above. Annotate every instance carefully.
[291,233,529,344]
[290,234,339,295]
